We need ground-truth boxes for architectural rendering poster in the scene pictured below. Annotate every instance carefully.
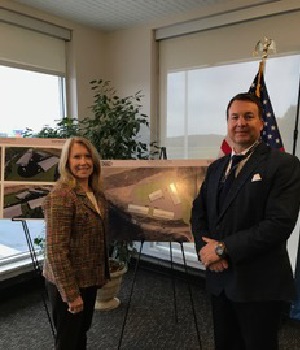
[102,160,209,243]
[0,138,210,242]
[0,138,64,219]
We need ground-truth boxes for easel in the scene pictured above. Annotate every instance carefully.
[12,218,56,344]
[117,240,202,350]
[159,146,167,160]
[117,147,202,350]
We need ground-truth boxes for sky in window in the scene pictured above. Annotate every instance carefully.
[167,55,300,137]
[0,66,62,137]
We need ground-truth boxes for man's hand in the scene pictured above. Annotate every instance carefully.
[199,237,224,267]
[208,259,228,272]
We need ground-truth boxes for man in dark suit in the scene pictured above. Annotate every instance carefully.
[191,93,300,350]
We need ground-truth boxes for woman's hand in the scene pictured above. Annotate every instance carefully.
[68,296,84,314]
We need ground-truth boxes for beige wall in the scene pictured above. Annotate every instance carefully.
[69,27,108,119]
[104,26,155,141]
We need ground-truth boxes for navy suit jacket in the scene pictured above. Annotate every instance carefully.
[191,142,300,302]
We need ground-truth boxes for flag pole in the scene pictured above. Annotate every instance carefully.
[255,60,264,97]
[292,70,300,156]
[253,36,275,97]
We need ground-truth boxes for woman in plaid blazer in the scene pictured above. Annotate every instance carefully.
[43,137,110,350]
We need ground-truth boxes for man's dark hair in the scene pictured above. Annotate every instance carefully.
[226,93,263,120]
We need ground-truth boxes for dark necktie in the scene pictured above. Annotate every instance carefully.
[219,154,245,210]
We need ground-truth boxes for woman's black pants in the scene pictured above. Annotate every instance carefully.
[46,281,98,350]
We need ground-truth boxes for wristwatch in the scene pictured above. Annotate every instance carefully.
[215,242,227,258]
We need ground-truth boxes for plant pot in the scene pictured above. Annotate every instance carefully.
[95,262,127,311]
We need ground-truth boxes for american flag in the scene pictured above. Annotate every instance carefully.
[249,70,285,151]
[220,65,285,155]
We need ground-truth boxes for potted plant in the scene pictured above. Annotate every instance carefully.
[95,242,130,311]
[81,79,147,309]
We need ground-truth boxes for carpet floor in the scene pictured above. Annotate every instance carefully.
[1,263,300,350]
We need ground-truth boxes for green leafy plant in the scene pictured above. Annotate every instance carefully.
[34,236,45,251]
[109,240,137,268]
[23,117,79,139]
[80,79,149,160]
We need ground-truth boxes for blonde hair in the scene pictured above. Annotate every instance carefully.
[58,137,102,193]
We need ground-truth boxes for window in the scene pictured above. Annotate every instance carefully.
[164,55,300,160]
[0,220,44,280]
[0,65,65,137]
[0,13,69,280]
[0,65,66,279]
[141,241,203,270]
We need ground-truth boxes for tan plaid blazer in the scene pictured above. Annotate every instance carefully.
[43,183,110,303]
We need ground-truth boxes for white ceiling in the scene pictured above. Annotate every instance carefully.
[15,0,228,31]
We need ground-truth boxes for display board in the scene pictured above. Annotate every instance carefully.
[0,138,64,219]
[102,159,209,242]
[0,138,210,242]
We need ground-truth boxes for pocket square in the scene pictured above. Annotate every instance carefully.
[251,173,262,182]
